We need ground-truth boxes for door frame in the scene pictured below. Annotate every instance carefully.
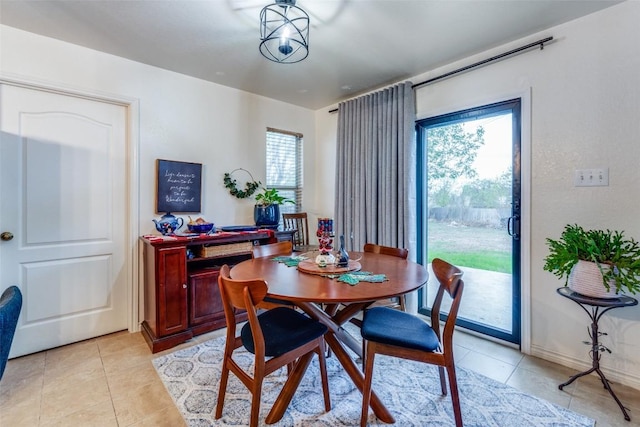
[0,73,141,334]
[415,89,531,353]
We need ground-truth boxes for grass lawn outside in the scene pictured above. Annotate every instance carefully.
[427,220,513,274]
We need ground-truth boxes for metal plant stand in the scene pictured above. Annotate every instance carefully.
[556,287,638,422]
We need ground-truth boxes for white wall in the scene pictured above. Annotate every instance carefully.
[0,25,317,233]
[316,1,640,389]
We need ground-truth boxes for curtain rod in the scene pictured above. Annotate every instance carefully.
[328,36,553,114]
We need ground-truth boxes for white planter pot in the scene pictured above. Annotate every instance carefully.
[568,260,620,299]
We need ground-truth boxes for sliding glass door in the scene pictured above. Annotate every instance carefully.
[416,99,521,345]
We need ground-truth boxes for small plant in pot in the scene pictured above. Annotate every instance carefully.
[253,188,294,228]
[543,224,640,298]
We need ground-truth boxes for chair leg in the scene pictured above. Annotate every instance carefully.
[324,304,340,359]
[361,338,366,369]
[446,365,463,427]
[360,342,376,427]
[399,295,406,311]
[215,360,230,419]
[438,366,447,395]
[249,376,264,427]
[317,340,332,412]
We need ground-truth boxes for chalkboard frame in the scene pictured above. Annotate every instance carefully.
[156,159,202,213]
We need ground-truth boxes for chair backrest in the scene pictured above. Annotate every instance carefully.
[0,286,22,380]
[430,258,464,353]
[252,241,292,259]
[218,264,272,359]
[218,265,268,312]
[363,243,408,259]
[282,213,309,247]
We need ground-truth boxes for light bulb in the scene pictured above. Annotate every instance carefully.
[279,26,293,55]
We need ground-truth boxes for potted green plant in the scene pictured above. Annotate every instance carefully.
[253,188,294,228]
[543,224,640,298]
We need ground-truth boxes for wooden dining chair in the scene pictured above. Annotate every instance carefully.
[216,265,331,427]
[252,241,296,309]
[252,240,293,259]
[359,258,465,427]
[282,212,310,249]
[363,243,409,311]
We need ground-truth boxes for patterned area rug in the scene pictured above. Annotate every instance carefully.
[153,332,594,427]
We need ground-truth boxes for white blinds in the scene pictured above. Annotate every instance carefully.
[266,129,303,213]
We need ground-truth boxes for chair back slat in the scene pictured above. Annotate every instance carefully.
[282,213,309,247]
[429,258,464,352]
[363,243,408,259]
[218,265,268,310]
[431,257,463,298]
[252,241,292,259]
[362,243,409,311]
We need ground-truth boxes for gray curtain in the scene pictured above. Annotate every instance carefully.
[334,81,416,252]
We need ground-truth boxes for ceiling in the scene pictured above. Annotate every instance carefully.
[0,0,621,110]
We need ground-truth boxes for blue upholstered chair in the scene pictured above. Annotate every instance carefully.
[0,285,23,381]
[360,258,465,427]
[216,265,331,427]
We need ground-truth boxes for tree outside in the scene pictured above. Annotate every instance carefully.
[427,118,513,274]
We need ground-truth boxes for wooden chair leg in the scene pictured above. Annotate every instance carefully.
[446,365,463,427]
[360,342,376,427]
[249,376,264,427]
[399,294,406,311]
[361,338,366,369]
[215,360,230,419]
[317,340,331,411]
[438,366,447,395]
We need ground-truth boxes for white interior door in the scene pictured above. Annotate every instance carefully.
[0,84,129,357]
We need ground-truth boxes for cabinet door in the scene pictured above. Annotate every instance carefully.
[157,246,188,336]
[189,268,224,325]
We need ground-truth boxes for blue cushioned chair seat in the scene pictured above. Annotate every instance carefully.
[361,306,440,352]
[241,307,328,357]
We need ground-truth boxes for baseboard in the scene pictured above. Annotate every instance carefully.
[530,344,640,391]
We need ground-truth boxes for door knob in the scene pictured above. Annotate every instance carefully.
[1,232,14,241]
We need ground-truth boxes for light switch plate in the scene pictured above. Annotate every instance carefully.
[574,168,609,187]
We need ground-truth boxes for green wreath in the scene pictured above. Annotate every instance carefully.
[223,168,261,199]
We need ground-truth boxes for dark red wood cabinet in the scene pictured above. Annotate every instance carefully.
[140,231,271,353]
[156,246,188,337]
[189,268,224,330]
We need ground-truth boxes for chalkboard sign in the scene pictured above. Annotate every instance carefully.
[156,159,202,213]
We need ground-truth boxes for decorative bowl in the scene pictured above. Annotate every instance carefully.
[187,223,215,234]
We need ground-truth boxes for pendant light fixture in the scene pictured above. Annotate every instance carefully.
[259,0,309,64]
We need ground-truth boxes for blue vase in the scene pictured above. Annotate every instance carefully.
[337,235,350,267]
[254,204,280,227]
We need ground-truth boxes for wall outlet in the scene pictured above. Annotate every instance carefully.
[574,168,609,187]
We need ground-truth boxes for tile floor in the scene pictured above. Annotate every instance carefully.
[1,325,638,426]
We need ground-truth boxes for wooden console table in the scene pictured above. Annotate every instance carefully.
[140,230,272,352]
[556,287,638,421]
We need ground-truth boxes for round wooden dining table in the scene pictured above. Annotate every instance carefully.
[231,251,429,424]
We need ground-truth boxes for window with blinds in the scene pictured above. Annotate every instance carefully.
[266,128,303,215]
